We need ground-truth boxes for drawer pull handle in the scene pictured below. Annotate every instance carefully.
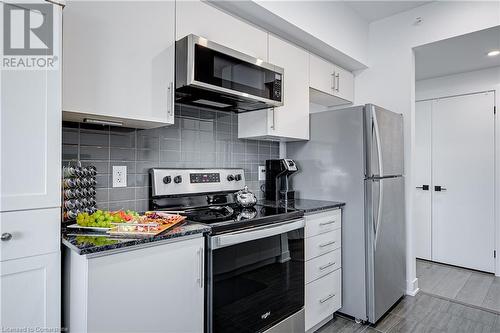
[319,240,336,248]
[319,262,336,270]
[1,233,12,241]
[319,293,336,304]
[319,220,336,226]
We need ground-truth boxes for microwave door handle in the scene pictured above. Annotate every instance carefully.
[211,219,304,249]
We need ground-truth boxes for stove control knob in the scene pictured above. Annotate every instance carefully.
[174,175,182,184]
[234,174,242,181]
[163,176,172,184]
[227,174,235,181]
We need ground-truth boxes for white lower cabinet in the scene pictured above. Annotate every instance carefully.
[306,269,342,331]
[0,252,60,330]
[64,236,205,333]
[304,209,342,332]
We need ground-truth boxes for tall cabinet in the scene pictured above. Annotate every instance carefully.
[1,1,62,329]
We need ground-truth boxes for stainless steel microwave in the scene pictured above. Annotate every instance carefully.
[175,34,284,112]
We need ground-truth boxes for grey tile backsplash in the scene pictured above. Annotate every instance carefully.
[62,105,279,212]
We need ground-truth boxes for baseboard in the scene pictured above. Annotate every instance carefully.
[406,278,419,296]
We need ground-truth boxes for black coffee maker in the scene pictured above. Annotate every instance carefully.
[265,159,298,204]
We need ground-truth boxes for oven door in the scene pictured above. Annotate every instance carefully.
[207,219,305,333]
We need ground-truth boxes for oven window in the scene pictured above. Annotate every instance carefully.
[194,44,277,100]
[211,229,304,333]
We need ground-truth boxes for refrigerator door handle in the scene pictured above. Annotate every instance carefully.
[374,179,383,250]
[372,108,384,177]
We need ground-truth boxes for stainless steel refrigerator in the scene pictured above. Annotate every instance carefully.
[287,104,406,324]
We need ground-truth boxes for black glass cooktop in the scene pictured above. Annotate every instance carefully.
[181,204,304,234]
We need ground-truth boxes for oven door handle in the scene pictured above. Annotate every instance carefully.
[211,218,305,249]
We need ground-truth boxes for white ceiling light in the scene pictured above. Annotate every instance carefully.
[487,50,500,57]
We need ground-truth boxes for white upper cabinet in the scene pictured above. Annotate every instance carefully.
[1,2,61,212]
[176,1,268,61]
[62,1,175,128]
[309,53,354,107]
[238,35,310,141]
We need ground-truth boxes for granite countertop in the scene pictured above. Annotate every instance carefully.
[259,198,345,214]
[62,222,210,256]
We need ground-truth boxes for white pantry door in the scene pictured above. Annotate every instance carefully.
[414,101,432,260]
[431,92,495,272]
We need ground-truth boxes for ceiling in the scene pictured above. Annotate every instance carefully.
[415,26,500,81]
[344,1,431,23]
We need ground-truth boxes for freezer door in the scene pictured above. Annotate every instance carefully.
[365,104,404,177]
[365,176,406,324]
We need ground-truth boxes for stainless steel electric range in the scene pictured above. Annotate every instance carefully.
[150,168,305,333]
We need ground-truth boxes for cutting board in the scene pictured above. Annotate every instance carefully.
[107,216,186,237]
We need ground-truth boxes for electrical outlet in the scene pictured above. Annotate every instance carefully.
[258,165,266,181]
[112,166,127,188]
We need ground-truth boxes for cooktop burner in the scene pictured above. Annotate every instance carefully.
[178,204,303,234]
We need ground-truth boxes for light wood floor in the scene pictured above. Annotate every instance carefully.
[318,292,500,332]
[416,259,500,313]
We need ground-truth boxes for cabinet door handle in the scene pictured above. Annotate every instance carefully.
[271,108,276,130]
[336,73,340,92]
[331,73,336,91]
[416,185,429,190]
[1,233,12,241]
[319,261,336,270]
[319,220,336,226]
[167,82,173,116]
[197,247,204,289]
[319,293,336,304]
[319,240,336,248]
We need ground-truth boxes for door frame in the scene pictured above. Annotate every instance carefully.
[414,89,499,276]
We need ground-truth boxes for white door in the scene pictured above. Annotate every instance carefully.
[309,53,334,95]
[0,253,60,329]
[431,92,495,272]
[414,101,432,260]
[63,1,176,126]
[87,238,204,333]
[332,65,354,103]
[267,34,309,140]
[1,3,61,212]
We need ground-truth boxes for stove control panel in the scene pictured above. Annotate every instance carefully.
[151,168,245,196]
[190,173,220,183]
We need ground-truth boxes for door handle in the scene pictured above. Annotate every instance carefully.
[1,233,12,241]
[416,185,429,190]
[434,186,447,191]
[167,81,173,116]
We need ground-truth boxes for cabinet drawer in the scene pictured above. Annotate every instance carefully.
[306,249,341,284]
[305,209,341,238]
[0,208,60,261]
[306,229,341,260]
[305,269,341,331]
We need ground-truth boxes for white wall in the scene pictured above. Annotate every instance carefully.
[416,67,500,100]
[355,1,500,293]
[254,1,369,66]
